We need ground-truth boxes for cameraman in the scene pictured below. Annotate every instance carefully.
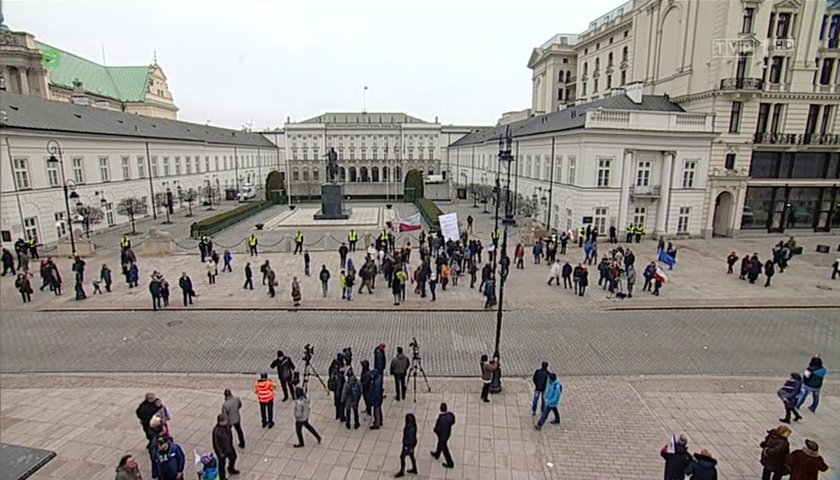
[390,347,410,402]
[270,351,296,402]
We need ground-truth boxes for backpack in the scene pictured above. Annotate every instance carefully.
[349,380,362,402]
[328,370,340,392]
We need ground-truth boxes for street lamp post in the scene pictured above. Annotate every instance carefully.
[490,125,515,394]
[46,140,78,256]
[205,176,215,211]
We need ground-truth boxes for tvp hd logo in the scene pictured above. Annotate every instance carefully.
[41,48,60,68]
[712,38,795,58]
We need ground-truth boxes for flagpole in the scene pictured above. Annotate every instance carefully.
[363,86,368,114]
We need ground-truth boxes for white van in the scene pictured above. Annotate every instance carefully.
[237,184,256,201]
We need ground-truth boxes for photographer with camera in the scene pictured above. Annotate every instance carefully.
[270,351,296,402]
[390,346,410,402]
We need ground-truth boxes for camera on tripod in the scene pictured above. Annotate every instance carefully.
[303,344,314,363]
[409,337,420,358]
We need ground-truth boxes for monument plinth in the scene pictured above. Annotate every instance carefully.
[314,183,350,220]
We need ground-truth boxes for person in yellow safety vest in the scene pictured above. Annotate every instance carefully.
[634,224,644,243]
[254,372,277,428]
[577,226,585,248]
[26,237,39,259]
[293,231,304,255]
[491,230,500,246]
[120,235,131,252]
[248,234,259,256]
[348,229,358,252]
[380,229,389,252]
[626,224,634,243]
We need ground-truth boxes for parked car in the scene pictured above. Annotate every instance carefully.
[237,185,256,201]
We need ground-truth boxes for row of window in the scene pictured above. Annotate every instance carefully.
[290,147,436,162]
[729,102,835,136]
[581,29,631,56]
[581,71,627,96]
[290,134,437,147]
[740,9,799,38]
[11,153,275,190]
[590,205,691,234]
[466,154,698,189]
[581,47,629,77]
[290,165,417,183]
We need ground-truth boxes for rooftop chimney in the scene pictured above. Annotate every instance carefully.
[625,82,644,104]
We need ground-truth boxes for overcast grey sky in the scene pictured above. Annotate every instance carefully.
[6,0,625,129]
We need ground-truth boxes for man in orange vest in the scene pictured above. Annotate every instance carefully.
[254,372,277,429]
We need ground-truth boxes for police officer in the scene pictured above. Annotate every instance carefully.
[577,226,585,248]
[348,229,358,252]
[491,229,500,247]
[626,224,634,243]
[380,229,389,253]
[120,235,131,252]
[26,236,39,259]
[635,224,644,243]
[294,231,304,255]
[248,234,259,256]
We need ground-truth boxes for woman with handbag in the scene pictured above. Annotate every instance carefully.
[759,425,791,480]
[394,413,418,478]
[778,373,803,424]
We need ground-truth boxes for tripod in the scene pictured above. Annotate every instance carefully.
[301,358,328,396]
[408,351,431,403]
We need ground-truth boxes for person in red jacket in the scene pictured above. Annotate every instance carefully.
[786,440,829,480]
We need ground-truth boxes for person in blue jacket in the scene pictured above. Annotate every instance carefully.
[152,436,185,480]
[798,356,827,412]
[535,373,562,430]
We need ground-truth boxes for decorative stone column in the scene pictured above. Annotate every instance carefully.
[617,150,633,232]
[655,151,675,236]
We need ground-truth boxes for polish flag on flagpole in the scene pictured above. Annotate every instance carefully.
[566,229,575,242]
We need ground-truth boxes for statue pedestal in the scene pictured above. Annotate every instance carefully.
[57,229,95,257]
[143,228,175,256]
[314,183,350,220]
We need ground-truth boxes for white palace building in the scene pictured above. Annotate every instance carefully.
[450,86,716,237]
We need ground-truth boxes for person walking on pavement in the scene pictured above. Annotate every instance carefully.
[266,267,277,298]
[660,434,692,480]
[293,231,304,255]
[149,274,162,310]
[759,425,791,480]
[685,449,718,480]
[480,354,499,403]
[270,350,296,402]
[114,454,142,480]
[101,264,112,292]
[292,387,322,448]
[318,265,331,297]
[535,373,562,430]
[778,372,803,424]
[531,362,550,415]
[339,243,349,268]
[243,263,253,290]
[764,259,775,287]
[222,250,233,273]
[248,234,258,256]
[291,276,302,307]
[368,367,384,429]
[390,347,410,401]
[341,371,362,430]
[430,402,456,469]
[394,413,418,478]
[206,259,217,284]
[786,439,828,480]
[212,414,240,478]
[151,437,185,480]
[260,260,270,285]
[254,372,276,429]
[798,356,827,413]
[222,389,245,448]
[726,252,738,274]
[135,392,160,442]
[303,250,311,276]
[15,273,32,303]
[178,272,194,307]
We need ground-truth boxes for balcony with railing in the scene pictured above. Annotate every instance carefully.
[585,109,714,133]
[629,185,661,198]
[753,132,840,145]
[719,77,764,91]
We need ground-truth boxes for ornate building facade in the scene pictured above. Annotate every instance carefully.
[0,19,179,119]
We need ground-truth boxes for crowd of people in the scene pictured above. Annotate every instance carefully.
[726,236,800,288]
[124,342,459,479]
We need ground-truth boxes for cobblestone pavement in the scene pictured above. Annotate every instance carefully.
[1,309,837,378]
[0,374,836,480]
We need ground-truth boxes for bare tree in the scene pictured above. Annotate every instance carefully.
[117,197,149,235]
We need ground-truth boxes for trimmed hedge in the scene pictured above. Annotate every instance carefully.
[192,201,272,237]
[415,197,442,230]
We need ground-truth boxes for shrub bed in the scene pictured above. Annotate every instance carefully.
[193,201,272,237]
[415,197,442,229]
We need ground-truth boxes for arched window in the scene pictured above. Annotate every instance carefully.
[349,167,357,182]
[608,52,613,67]
[302,168,309,181]
[360,167,369,182]
[395,166,402,183]
[371,167,379,182]
[382,166,389,182]
[622,46,628,62]
[339,167,346,182]
[428,166,435,175]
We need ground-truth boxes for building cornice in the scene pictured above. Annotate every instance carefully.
[673,89,840,103]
